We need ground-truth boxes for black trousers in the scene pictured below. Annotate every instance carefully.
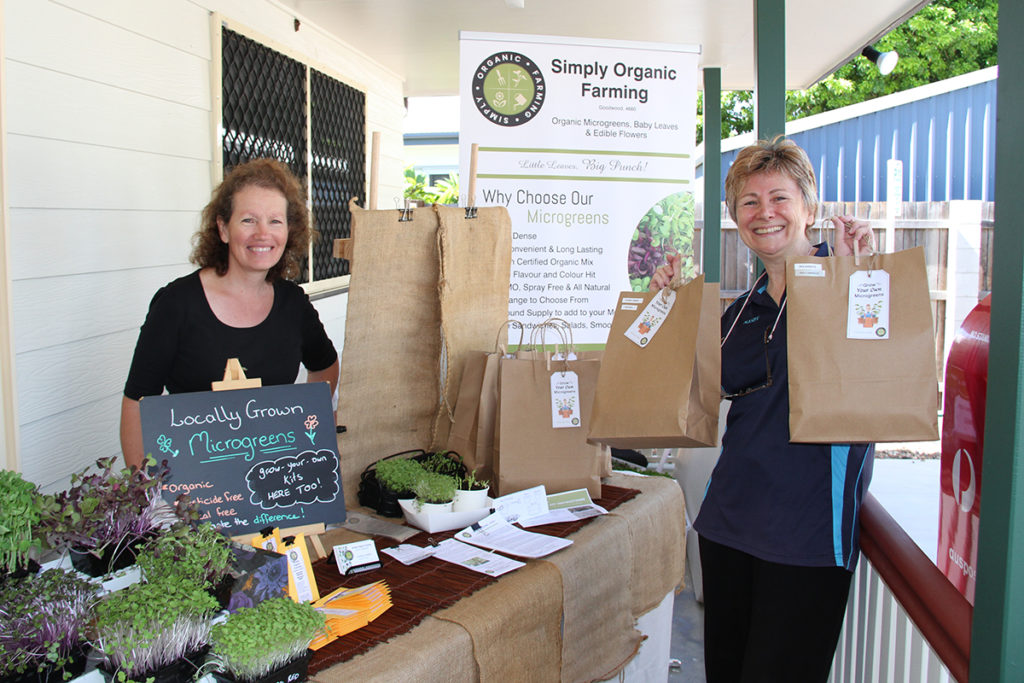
[699,536,853,683]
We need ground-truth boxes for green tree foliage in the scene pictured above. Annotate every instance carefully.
[696,0,997,143]
[696,91,754,145]
[404,166,461,205]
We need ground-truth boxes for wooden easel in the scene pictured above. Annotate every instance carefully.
[210,358,262,391]
[212,359,329,558]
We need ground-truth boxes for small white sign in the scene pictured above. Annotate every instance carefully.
[624,289,675,348]
[847,269,891,340]
[887,159,904,220]
[333,539,381,575]
[550,370,581,428]
[794,262,825,278]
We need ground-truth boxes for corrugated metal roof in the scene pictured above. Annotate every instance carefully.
[698,67,998,202]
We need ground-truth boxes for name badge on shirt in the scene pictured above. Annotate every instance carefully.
[847,269,890,340]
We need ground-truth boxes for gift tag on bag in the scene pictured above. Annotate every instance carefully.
[624,289,676,348]
[847,269,891,339]
[550,370,581,429]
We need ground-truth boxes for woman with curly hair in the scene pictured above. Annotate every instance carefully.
[120,159,339,468]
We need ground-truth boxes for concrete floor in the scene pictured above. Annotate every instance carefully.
[669,571,706,682]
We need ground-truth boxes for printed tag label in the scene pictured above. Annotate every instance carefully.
[622,297,644,304]
[624,289,675,348]
[550,370,581,429]
[282,535,319,603]
[252,527,281,552]
[848,269,890,340]
[620,304,639,311]
[794,262,826,277]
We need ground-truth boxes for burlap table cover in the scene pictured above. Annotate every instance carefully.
[606,471,689,615]
[432,561,564,682]
[313,617,479,682]
[313,474,685,682]
[542,514,643,682]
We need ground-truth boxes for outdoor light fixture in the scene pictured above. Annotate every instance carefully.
[862,46,899,76]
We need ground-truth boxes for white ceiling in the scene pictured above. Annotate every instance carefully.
[278,0,929,96]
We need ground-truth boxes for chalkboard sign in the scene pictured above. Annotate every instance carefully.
[139,382,345,534]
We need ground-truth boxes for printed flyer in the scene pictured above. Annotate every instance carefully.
[459,32,699,344]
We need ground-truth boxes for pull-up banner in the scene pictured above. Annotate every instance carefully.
[459,32,700,344]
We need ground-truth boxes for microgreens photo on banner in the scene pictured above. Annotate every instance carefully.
[459,32,700,345]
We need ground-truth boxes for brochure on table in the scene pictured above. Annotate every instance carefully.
[433,539,525,577]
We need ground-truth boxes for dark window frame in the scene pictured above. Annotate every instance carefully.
[218,23,365,288]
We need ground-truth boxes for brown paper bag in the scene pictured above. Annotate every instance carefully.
[446,351,488,474]
[787,246,939,442]
[588,275,721,449]
[493,352,603,498]
[521,318,612,477]
[447,322,524,482]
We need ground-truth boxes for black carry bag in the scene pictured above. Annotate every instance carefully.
[356,449,467,517]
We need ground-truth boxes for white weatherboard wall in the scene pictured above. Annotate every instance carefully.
[3,0,403,491]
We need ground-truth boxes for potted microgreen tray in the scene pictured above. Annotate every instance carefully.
[0,567,97,682]
[206,598,325,683]
[452,471,491,513]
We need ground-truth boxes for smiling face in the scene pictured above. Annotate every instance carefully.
[216,184,289,277]
[734,170,815,263]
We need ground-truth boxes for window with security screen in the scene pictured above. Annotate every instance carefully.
[221,27,365,283]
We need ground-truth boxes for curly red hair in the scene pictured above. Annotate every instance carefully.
[191,158,312,281]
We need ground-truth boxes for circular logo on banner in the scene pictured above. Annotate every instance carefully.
[952,447,977,513]
[472,52,545,126]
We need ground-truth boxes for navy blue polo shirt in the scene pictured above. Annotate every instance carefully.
[694,243,874,570]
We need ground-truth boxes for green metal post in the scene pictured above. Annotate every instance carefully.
[754,0,786,141]
[703,67,722,284]
[970,1,1024,680]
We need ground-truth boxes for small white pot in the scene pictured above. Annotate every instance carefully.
[452,487,490,512]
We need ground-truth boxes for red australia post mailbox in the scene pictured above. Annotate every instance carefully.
[938,294,990,604]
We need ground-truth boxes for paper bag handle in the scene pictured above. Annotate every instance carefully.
[853,235,879,270]
[494,319,525,355]
[542,317,576,352]
[526,320,574,374]
[660,257,686,303]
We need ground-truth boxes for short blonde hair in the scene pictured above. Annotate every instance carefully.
[724,136,818,223]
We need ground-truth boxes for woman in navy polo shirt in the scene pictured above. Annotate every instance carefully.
[651,136,875,682]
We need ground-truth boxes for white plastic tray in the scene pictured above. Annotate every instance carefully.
[398,498,493,533]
